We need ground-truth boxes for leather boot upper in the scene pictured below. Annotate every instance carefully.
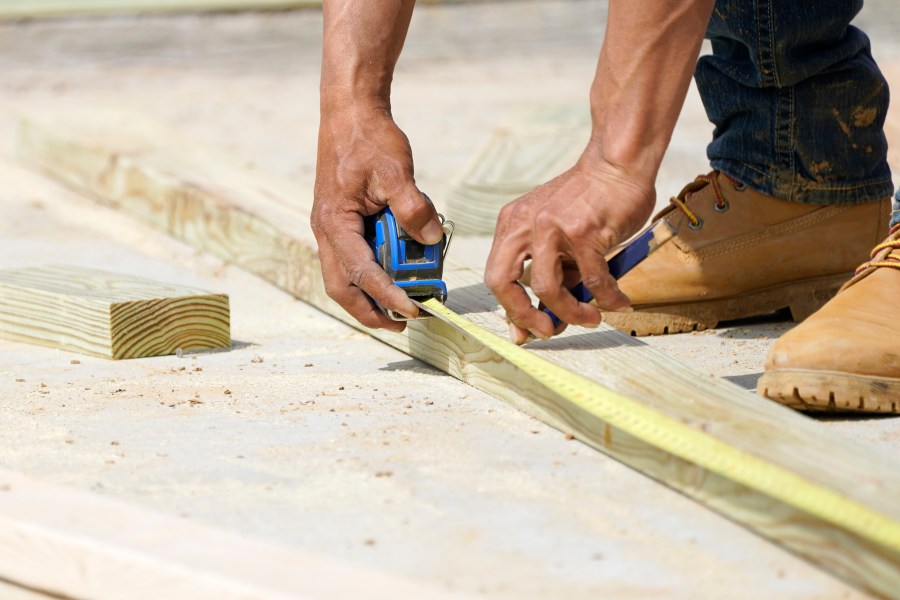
[765,224,900,376]
[617,172,890,305]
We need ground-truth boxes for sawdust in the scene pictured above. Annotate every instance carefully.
[0,2,895,597]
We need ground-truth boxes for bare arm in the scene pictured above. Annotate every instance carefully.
[313,0,443,331]
[486,0,715,343]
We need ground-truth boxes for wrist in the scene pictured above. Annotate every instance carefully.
[575,149,657,208]
[581,128,666,185]
[320,73,392,118]
[319,86,392,123]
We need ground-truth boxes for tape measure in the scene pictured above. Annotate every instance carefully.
[416,297,900,555]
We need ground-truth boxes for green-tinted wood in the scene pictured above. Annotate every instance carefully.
[0,265,230,359]
[16,108,900,598]
[0,0,321,19]
[0,469,467,599]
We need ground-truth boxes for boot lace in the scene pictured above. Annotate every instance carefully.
[668,171,742,230]
[855,223,900,275]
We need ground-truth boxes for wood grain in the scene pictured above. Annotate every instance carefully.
[0,0,475,19]
[0,265,230,359]
[17,108,900,598]
[0,469,468,600]
[0,0,321,19]
[445,104,589,234]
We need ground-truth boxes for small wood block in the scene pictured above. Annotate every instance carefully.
[0,265,230,359]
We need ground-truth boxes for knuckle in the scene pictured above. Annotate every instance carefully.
[581,273,609,292]
[529,278,554,298]
[497,202,514,221]
[496,201,519,226]
[483,269,505,293]
[565,219,594,240]
[532,209,558,232]
[594,228,619,252]
[345,262,369,289]
[310,206,340,241]
[396,197,433,230]
[323,278,346,303]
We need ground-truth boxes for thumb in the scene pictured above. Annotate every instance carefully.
[387,181,444,245]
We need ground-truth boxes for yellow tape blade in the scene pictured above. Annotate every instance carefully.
[419,297,900,554]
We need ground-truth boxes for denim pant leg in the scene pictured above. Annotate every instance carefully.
[695,0,894,205]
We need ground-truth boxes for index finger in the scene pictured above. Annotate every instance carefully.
[484,238,555,342]
[339,232,419,318]
[530,234,602,329]
[571,242,630,312]
[316,242,409,331]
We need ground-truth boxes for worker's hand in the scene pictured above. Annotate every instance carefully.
[485,154,655,344]
[313,106,444,332]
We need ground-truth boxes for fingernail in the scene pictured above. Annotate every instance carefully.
[421,220,443,245]
[508,322,519,342]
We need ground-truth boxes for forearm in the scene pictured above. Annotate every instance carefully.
[587,0,714,178]
[320,0,416,114]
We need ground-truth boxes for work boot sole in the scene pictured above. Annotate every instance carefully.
[758,369,900,413]
[602,273,850,336]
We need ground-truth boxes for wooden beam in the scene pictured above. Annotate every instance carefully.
[17,108,900,597]
[0,1,322,19]
[445,104,589,235]
[0,469,468,600]
[0,0,473,19]
[0,265,230,359]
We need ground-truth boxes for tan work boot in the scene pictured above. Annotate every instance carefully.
[602,171,890,336]
[758,224,900,412]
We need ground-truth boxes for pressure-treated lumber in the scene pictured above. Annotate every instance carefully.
[445,104,589,234]
[0,469,468,600]
[0,0,320,19]
[17,109,900,598]
[0,0,471,19]
[0,265,230,359]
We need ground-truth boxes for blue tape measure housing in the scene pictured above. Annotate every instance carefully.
[366,207,448,316]
[544,226,660,328]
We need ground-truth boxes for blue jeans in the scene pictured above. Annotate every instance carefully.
[894,190,900,228]
[696,0,895,210]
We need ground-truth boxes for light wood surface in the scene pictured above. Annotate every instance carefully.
[0,469,469,600]
[0,0,475,18]
[0,265,230,359]
[0,0,321,19]
[17,108,900,598]
[445,104,590,235]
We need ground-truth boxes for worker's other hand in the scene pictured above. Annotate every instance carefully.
[313,106,444,332]
[485,154,655,344]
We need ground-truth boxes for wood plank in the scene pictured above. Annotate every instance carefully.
[0,469,468,600]
[0,265,230,359]
[0,0,471,19]
[445,104,589,235]
[16,108,900,597]
[0,0,321,19]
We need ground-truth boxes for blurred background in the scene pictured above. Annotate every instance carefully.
[0,0,896,229]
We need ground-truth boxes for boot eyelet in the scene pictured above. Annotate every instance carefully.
[688,217,704,231]
[714,201,730,213]
[733,182,746,191]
